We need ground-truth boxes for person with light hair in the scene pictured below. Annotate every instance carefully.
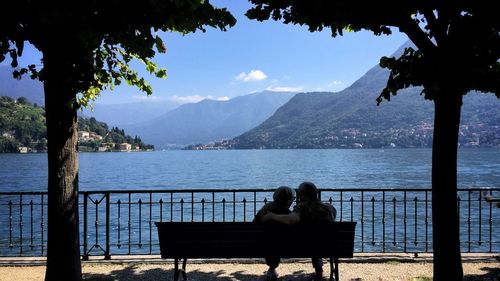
[254,186,295,281]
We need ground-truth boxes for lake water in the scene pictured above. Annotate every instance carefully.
[0,148,499,192]
[0,148,498,256]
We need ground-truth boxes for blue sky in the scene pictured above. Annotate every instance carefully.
[10,0,408,105]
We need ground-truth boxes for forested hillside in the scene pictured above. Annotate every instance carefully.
[0,96,153,152]
[229,59,499,149]
[0,96,46,152]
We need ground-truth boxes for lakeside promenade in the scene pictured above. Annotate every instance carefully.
[1,254,498,281]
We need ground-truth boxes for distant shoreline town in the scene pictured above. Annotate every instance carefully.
[184,121,499,150]
[77,130,154,153]
[0,96,154,153]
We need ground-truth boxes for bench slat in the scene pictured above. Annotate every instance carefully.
[156,222,356,259]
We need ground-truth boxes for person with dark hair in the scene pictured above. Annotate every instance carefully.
[262,181,337,281]
[254,186,295,281]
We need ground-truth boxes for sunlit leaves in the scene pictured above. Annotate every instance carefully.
[78,44,167,107]
[1,1,236,109]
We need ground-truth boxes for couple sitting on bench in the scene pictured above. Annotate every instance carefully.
[254,181,337,281]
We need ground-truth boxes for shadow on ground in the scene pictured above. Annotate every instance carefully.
[82,264,500,281]
[83,265,325,281]
[464,265,500,281]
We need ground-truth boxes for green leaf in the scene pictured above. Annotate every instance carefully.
[156,68,167,78]
[155,36,167,53]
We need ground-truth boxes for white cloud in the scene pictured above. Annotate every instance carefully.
[171,95,206,104]
[235,70,267,82]
[328,80,343,87]
[170,95,230,104]
[131,95,164,102]
[215,96,230,101]
[266,86,303,92]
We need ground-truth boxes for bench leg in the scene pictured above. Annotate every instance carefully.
[329,258,333,280]
[328,258,339,281]
[174,258,179,281]
[181,258,187,281]
[334,258,339,281]
[173,258,187,281]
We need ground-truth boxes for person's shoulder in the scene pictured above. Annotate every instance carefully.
[322,202,336,210]
[292,202,306,212]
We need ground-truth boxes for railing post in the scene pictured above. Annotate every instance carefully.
[8,200,13,249]
[117,199,121,249]
[19,194,23,256]
[41,194,45,256]
[139,199,143,247]
[82,193,89,261]
[340,191,343,222]
[371,196,375,246]
[404,191,407,252]
[425,191,429,252]
[382,191,386,253]
[414,197,419,247]
[233,192,236,222]
[201,198,205,222]
[361,191,364,252]
[489,197,493,253]
[478,192,483,245]
[468,190,472,252]
[243,198,247,222]
[150,193,153,254]
[30,200,34,249]
[191,192,195,222]
[104,192,111,260]
[392,196,397,247]
[222,198,226,222]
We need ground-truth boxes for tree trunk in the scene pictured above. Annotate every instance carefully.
[431,88,463,281]
[43,44,82,281]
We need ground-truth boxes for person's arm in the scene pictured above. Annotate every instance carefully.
[262,211,300,225]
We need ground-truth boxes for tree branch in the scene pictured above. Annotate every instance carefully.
[422,9,446,46]
[399,16,436,55]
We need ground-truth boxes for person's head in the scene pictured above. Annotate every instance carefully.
[273,186,294,208]
[297,181,319,203]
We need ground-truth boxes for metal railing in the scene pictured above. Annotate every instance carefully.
[0,188,498,258]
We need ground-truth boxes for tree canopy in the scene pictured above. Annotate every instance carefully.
[247,1,498,281]
[1,2,235,281]
[1,0,236,106]
[247,0,499,101]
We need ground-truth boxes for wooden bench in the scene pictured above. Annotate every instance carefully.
[155,221,356,281]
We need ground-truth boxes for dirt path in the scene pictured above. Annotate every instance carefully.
[1,260,498,281]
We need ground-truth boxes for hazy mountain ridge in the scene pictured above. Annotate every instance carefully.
[80,101,179,127]
[124,91,296,149]
[0,65,178,127]
[0,66,44,105]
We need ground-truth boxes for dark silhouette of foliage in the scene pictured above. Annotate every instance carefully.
[246,1,498,280]
[1,1,235,280]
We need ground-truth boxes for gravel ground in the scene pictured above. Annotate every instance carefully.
[0,259,498,281]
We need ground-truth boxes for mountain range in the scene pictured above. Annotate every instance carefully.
[231,46,499,149]
[1,65,297,149]
[0,65,175,126]
[80,101,179,127]
[123,91,296,149]
[2,41,498,150]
